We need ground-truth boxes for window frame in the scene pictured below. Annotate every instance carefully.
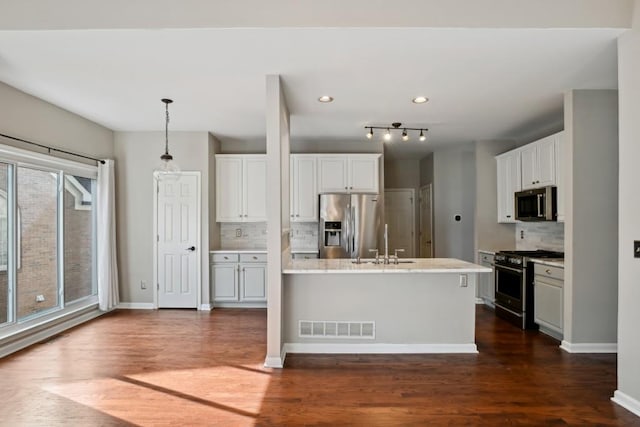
[0,142,98,336]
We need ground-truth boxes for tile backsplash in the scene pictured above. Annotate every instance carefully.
[220,222,267,249]
[290,222,319,250]
[516,222,565,252]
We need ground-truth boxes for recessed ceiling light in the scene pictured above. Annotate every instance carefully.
[318,95,334,103]
[412,96,429,104]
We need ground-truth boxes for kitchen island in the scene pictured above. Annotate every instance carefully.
[282,258,491,355]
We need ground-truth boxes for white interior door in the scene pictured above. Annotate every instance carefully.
[156,173,200,308]
[419,185,433,258]
[384,189,414,258]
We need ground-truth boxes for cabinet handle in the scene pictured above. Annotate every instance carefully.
[546,269,551,274]
[350,186,353,189]
[253,256,257,260]
[532,181,535,184]
[296,214,300,217]
[244,214,248,217]
[344,186,348,190]
[224,256,229,260]
[290,214,294,218]
[238,214,242,217]
[506,215,511,218]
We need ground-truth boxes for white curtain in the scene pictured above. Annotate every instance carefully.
[97,159,120,311]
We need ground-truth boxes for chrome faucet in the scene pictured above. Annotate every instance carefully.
[383,223,389,264]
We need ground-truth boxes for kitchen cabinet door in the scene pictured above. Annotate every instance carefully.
[477,252,495,305]
[555,132,565,222]
[348,155,379,193]
[534,279,563,334]
[317,156,349,193]
[521,136,556,190]
[216,157,243,222]
[240,264,267,301]
[243,156,267,221]
[496,151,521,223]
[212,263,239,302]
[291,155,318,222]
[536,136,556,187]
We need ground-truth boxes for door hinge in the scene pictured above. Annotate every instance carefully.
[157,283,160,290]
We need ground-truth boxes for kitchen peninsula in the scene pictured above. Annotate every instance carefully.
[282,258,491,355]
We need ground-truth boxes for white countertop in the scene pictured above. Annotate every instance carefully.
[531,258,564,268]
[478,249,496,255]
[291,249,318,254]
[283,258,492,274]
[210,249,267,254]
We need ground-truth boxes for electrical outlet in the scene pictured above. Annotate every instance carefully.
[520,230,525,239]
[36,294,45,302]
[634,241,640,258]
[141,280,147,290]
[235,228,242,237]
[459,274,468,287]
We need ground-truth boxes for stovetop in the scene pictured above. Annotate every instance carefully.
[494,250,564,268]
[497,250,564,258]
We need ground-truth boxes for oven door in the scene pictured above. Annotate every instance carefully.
[494,264,524,313]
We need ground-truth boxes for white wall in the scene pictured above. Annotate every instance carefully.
[614,0,640,414]
[433,146,476,262]
[419,153,434,187]
[265,75,290,368]
[0,81,113,160]
[474,140,518,254]
[208,133,221,250]
[563,90,618,346]
[113,131,210,305]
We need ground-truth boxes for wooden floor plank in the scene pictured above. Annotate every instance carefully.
[0,306,638,426]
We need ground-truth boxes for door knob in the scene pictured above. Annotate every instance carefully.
[186,246,196,251]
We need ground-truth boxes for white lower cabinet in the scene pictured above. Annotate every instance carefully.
[211,252,267,307]
[533,263,564,339]
[477,251,495,306]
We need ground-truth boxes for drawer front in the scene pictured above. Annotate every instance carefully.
[292,252,319,260]
[534,263,564,281]
[211,253,239,263]
[239,253,267,263]
[480,253,494,264]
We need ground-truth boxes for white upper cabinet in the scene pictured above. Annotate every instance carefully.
[348,155,379,193]
[496,150,521,223]
[290,155,318,222]
[317,154,380,193]
[216,155,267,222]
[317,156,349,192]
[521,135,556,190]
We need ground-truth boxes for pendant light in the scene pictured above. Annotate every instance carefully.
[364,122,428,143]
[156,98,180,175]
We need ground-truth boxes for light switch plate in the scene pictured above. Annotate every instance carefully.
[459,274,468,287]
[634,241,640,258]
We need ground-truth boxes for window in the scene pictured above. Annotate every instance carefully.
[0,147,98,333]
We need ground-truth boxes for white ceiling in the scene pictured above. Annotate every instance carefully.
[0,27,623,159]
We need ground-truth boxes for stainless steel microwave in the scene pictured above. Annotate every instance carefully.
[515,186,557,221]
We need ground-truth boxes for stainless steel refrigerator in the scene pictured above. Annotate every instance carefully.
[318,193,382,259]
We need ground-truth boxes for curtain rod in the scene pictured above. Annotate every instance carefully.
[0,132,105,165]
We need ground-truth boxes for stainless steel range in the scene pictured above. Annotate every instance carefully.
[494,250,564,329]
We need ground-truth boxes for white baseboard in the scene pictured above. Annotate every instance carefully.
[560,340,617,353]
[0,308,103,359]
[264,347,287,369]
[199,303,212,311]
[213,302,267,308]
[283,342,478,354]
[117,302,156,310]
[475,298,484,304]
[612,390,640,418]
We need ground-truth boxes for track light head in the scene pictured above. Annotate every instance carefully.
[366,128,373,139]
[419,129,426,142]
[402,129,409,141]
[384,128,392,141]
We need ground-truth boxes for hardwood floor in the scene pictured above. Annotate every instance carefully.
[0,305,638,426]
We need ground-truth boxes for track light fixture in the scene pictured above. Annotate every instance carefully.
[364,122,428,142]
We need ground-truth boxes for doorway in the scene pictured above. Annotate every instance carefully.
[383,189,415,257]
[419,184,433,258]
[153,172,201,308]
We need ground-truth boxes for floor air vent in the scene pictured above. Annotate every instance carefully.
[299,320,375,339]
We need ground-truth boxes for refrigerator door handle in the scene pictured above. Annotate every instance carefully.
[351,205,356,258]
[345,204,351,255]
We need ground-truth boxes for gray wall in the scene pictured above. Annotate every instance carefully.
[208,133,221,250]
[474,140,518,254]
[419,153,434,187]
[432,146,476,262]
[0,81,113,160]
[113,131,211,305]
[292,140,383,154]
[563,90,618,345]
[617,2,640,407]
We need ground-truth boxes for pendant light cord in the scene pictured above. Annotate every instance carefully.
[165,102,170,156]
